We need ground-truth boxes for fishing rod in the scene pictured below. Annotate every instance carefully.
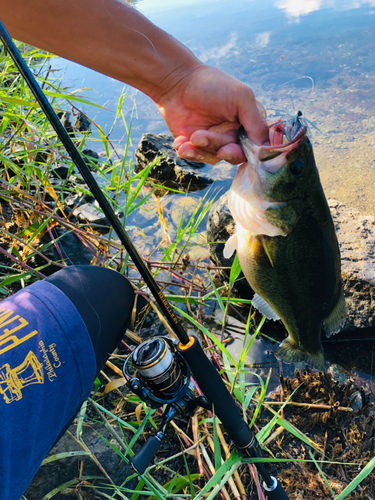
[0,20,290,499]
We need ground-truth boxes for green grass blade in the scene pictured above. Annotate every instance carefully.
[206,269,225,314]
[335,455,375,500]
[173,305,237,367]
[197,449,241,498]
[308,450,336,497]
[41,451,90,466]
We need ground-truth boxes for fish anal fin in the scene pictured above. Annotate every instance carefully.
[324,286,346,338]
[223,233,238,259]
[252,293,280,321]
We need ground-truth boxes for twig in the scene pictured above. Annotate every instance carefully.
[67,430,116,485]
[248,464,266,500]
[170,420,194,446]
[148,299,177,339]
[192,414,204,476]
[216,423,247,500]
[199,442,231,500]
[105,359,125,378]
[259,401,353,412]
[205,432,241,500]
[0,245,46,278]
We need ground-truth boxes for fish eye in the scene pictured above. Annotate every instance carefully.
[289,158,304,176]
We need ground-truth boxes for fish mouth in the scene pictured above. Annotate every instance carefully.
[239,114,308,163]
[268,117,307,148]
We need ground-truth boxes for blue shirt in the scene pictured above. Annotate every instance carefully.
[0,280,96,500]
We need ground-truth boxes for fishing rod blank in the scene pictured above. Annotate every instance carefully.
[0,21,290,500]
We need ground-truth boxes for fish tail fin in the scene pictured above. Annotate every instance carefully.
[275,338,327,372]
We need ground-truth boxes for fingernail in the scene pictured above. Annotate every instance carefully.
[181,151,195,159]
[194,138,209,147]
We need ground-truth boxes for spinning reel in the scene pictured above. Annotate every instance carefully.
[123,337,210,474]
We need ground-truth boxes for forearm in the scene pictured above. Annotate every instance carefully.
[1,0,201,103]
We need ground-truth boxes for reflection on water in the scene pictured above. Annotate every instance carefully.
[276,0,375,20]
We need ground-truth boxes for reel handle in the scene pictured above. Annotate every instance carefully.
[130,435,161,475]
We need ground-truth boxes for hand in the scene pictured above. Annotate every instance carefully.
[155,65,269,165]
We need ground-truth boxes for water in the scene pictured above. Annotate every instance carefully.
[55,0,375,212]
[54,0,375,393]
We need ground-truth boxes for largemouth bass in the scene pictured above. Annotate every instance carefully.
[223,114,346,371]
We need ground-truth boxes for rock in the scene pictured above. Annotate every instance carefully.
[74,203,108,227]
[73,202,123,233]
[74,111,91,132]
[328,199,375,330]
[25,422,135,500]
[65,191,94,207]
[31,227,94,275]
[49,165,70,179]
[207,195,375,333]
[82,148,100,171]
[57,111,75,136]
[135,133,213,191]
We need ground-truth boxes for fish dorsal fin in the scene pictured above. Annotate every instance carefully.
[324,286,346,337]
[260,236,274,267]
[223,233,238,259]
[252,293,280,321]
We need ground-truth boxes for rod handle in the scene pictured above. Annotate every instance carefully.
[130,435,161,475]
[178,336,253,448]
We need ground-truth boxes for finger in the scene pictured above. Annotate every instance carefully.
[238,92,269,146]
[172,135,189,149]
[216,143,246,164]
[190,128,238,153]
[176,143,222,165]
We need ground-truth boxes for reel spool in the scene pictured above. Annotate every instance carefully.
[123,337,190,407]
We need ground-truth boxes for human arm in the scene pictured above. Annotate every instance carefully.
[1,0,268,164]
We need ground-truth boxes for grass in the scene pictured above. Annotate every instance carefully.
[2,43,374,500]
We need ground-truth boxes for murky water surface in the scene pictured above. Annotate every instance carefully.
[55,0,375,388]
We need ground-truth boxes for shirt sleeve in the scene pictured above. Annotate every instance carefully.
[0,279,96,500]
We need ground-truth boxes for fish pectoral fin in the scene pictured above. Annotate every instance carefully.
[260,235,274,267]
[324,286,346,337]
[252,293,280,321]
[223,233,238,259]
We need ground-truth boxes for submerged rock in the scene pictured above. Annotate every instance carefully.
[73,202,123,234]
[207,194,375,333]
[135,133,213,191]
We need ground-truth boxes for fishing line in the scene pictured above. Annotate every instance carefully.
[0,22,290,499]
[275,75,315,91]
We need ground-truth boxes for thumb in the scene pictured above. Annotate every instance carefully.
[240,98,269,146]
